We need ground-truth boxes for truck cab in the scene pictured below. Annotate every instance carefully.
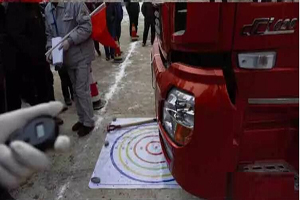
[151,2,299,199]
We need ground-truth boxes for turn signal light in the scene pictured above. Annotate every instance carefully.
[174,123,192,145]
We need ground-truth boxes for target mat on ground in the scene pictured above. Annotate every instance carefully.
[89,118,179,189]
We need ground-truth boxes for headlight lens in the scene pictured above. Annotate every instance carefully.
[163,88,195,145]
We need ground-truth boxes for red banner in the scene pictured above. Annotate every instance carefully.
[91,6,117,49]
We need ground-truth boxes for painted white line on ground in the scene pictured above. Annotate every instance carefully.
[128,104,140,110]
[104,42,138,102]
[56,181,70,200]
[93,41,138,131]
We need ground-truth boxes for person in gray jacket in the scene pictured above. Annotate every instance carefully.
[44,2,95,137]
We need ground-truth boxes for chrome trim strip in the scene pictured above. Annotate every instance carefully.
[177,9,187,13]
[248,98,299,105]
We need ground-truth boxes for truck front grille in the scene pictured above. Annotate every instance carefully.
[238,161,299,191]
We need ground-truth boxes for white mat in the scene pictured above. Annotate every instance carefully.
[89,118,179,189]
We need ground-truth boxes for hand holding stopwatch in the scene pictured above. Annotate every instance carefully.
[0,102,70,189]
[5,116,59,151]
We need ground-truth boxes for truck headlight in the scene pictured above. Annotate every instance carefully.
[163,88,195,146]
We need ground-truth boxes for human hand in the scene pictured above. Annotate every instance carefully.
[59,40,70,51]
[46,52,52,64]
[0,102,70,189]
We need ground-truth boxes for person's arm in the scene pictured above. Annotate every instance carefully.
[68,2,92,46]
[44,10,52,51]
[141,3,146,17]
[44,5,53,62]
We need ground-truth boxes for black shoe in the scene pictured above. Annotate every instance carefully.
[54,117,64,126]
[93,100,106,110]
[131,37,138,42]
[77,125,94,137]
[106,57,110,61]
[142,43,146,47]
[65,98,72,106]
[113,56,123,63]
[72,122,83,132]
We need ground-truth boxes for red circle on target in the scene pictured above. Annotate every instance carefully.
[146,141,162,156]
[133,135,165,164]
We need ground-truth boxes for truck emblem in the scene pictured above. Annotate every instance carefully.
[242,17,297,36]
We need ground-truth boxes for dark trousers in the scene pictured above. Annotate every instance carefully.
[116,22,121,42]
[129,15,139,36]
[58,66,73,101]
[105,21,116,58]
[104,46,115,59]
[143,20,155,45]
[35,66,54,103]
[22,63,54,106]
[5,63,54,111]
[47,68,55,101]
[94,40,101,55]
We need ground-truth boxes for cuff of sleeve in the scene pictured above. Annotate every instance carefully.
[46,46,51,51]
[67,37,74,46]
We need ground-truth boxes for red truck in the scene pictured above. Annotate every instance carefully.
[151,2,299,200]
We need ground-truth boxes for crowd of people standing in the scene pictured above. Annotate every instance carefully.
[0,0,156,134]
[0,1,156,199]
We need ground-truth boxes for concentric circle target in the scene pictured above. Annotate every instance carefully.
[110,123,174,183]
